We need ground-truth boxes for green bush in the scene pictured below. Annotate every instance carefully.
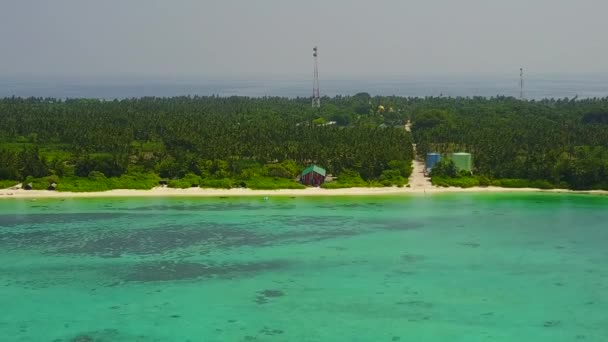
[88,171,106,180]
[492,179,529,188]
[322,170,367,189]
[106,173,160,190]
[432,176,556,190]
[0,180,19,189]
[529,180,555,190]
[168,173,202,189]
[431,176,479,188]
[492,179,555,189]
[200,178,235,189]
[321,168,407,189]
[388,160,413,178]
[477,175,491,187]
[245,177,305,190]
[55,178,111,192]
[55,173,159,192]
[266,160,299,179]
[321,182,359,189]
[379,169,407,186]
[321,180,387,189]
[430,160,458,178]
[23,176,50,190]
[335,170,367,185]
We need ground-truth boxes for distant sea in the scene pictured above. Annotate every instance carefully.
[1,74,607,100]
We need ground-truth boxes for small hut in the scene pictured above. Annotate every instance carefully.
[301,165,326,187]
[159,180,168,187]
[24,183,33,190]
[47,182,57,191]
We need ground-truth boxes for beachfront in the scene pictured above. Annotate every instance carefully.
[1,185,607,199]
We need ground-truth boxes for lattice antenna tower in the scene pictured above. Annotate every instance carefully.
[520,67,525,100]
[312,46,321,108]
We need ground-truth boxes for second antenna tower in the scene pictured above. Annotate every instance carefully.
[312,46,321,108]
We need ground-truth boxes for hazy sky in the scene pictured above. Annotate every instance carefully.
[1,0,607,78]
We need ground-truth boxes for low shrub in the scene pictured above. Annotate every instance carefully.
[168,173,202,189]
[431,176,479,188]
[55,173,159,192]
[245,177,305,190]
[0,180,19,189]
[200,178,235,189]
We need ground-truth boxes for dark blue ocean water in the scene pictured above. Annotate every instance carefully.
[1,74,607,100]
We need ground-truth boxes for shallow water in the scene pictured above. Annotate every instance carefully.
[0,194,607,341]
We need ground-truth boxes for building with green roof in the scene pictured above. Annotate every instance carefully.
[301,165,326,187]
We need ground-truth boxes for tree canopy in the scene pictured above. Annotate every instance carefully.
[0,96,413,190]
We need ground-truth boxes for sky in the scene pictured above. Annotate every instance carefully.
[1,0,607,78]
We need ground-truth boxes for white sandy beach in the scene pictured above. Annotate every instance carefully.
[0,185,606,199]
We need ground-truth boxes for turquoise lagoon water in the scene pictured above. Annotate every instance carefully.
[0,194,607,341]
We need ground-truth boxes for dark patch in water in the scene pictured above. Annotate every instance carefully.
[460,242,480,248]
[259,327,284,336]
[279,228,359,243]
[318,202,383,210]
[3,212,401,258]
[0,230,57,248]
[395,300,433,308]
[0,213,127,228]
[52,223,267,257]
[255,289,284,304]
[543,320,561,328]
[122,202,295,212]
[360,219,424,231]
[255,297,268,304]
[68,329,122,342]
[43,218,360,257]
[401,254,426,263]
[259,289,284,298]
[123,260,287,282]
[269,215,352,228]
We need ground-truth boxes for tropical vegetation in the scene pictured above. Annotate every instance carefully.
[1,94,607,191]
[0,95,413,190]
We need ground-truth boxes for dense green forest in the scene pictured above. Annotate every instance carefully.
[412,97,608,190]
[1,95,607,191]
[0,95,413,191]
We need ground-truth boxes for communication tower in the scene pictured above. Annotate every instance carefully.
[312,46,321,108]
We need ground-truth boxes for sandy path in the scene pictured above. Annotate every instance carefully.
[408,145,433,190]
[405,121,433,190]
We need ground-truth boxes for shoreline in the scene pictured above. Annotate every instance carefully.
[1,186,607,199]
